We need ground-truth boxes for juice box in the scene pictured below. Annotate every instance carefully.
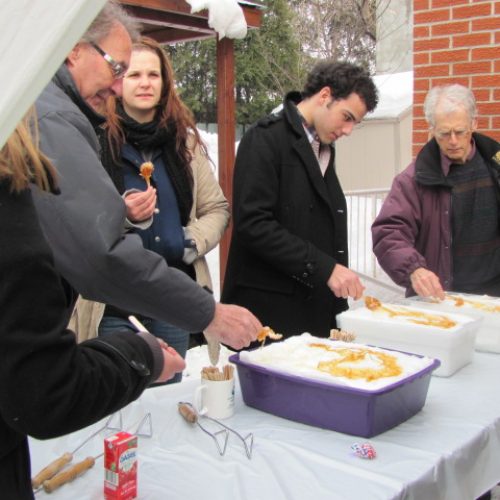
[104,431,138,499]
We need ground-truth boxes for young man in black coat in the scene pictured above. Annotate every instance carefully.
[222,61,378,340]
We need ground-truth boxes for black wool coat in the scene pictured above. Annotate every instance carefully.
[222,92,349,339]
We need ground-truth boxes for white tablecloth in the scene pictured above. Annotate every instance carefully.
[30,352,500,500]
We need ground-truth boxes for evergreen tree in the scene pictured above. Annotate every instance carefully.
[167,40,217,125]
[167,0,305,126]
[234,0,308,124]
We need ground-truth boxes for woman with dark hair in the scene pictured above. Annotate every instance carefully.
[99,37,230,381]
[0,109,183,499]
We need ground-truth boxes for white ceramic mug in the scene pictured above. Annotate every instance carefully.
[194,377,235,420]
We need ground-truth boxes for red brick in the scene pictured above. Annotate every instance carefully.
[432,21,469,37]
[495,60,500,72]
[493,89,500,100]
[414,52,430,65]
[414,91,427,104]
[414,0,430,10]
[415,64,450,77]
[476,117,491,130]
[472,88,492,101]
[472,47,500,60]
[415,9,450,24]
[414,78,430,91]
[413,130,430,143]
[454,61,492,75]
[477,101,500,115]
[496,2,500,15]
[496,32,500,44]
[414,26,430,38]
[492,117,500,129]
[432,0,467,7]
[453,4,492,20]
[432,76,471,87]
[413,128,428,138]
[413,105,425,118]
[415,38,450,51]
[453,33,492,47]
[414,118,428,130]
[472,74,500,87]
[432,49,469,63]
[472,17,500,31]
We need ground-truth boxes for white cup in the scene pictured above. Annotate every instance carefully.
[194,377,235,420]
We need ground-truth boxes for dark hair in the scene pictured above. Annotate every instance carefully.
[302,61,378,113]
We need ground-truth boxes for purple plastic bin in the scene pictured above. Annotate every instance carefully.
[229,352,440,438]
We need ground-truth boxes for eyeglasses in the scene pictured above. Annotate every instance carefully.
[90,42,127,79]
[433,128,470,140]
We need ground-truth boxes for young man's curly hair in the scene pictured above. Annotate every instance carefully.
[302,61,378,113]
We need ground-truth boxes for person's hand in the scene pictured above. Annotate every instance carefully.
[204,303,262,350]
[154,340,186,383]
[410,267,445,300]
[124,187,157,222]
[327,263,365,300]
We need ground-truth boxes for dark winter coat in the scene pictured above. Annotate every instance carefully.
[372,132,500,296]
[222,92,349,338]
[0,183,164,499]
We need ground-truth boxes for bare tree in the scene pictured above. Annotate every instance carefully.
[289,0,381,70]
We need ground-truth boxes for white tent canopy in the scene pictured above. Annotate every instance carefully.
[0,0,106,149]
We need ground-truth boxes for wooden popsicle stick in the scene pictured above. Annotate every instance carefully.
[43,456,96,493]
[128,315,149,333]
[32,452,72,489]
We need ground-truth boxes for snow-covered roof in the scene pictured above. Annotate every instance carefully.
[366,71,413,121]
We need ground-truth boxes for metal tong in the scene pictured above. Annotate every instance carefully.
[178,402,253,459]
[32,412,122,492]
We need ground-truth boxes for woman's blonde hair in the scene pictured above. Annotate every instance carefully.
[0,107,56,192]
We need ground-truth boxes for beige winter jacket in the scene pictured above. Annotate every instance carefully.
[186,141,230,291]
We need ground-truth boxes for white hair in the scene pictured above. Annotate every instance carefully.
[424,84,477,127]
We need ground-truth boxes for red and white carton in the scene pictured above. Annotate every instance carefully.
[104,431,138,500]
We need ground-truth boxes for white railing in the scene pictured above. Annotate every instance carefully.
[345,188,389,279]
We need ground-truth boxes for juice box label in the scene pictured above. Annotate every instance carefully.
[104,431,138,500]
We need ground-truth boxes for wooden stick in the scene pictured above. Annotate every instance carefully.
[43,456,96,493]
[32,452,72,489]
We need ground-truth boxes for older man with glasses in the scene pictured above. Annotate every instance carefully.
[372,84,500,299]
[31,0,261,356]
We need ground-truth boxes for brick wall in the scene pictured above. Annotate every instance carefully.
[413,0,500,157]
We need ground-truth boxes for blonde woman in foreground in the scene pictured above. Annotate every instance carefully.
[0,109,183,499]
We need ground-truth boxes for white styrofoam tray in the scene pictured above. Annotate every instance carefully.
[337,304,482,377]
[403,293,500,354]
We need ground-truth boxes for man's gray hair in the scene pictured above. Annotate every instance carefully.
[81,0,141,44]
[424,84,477,127]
